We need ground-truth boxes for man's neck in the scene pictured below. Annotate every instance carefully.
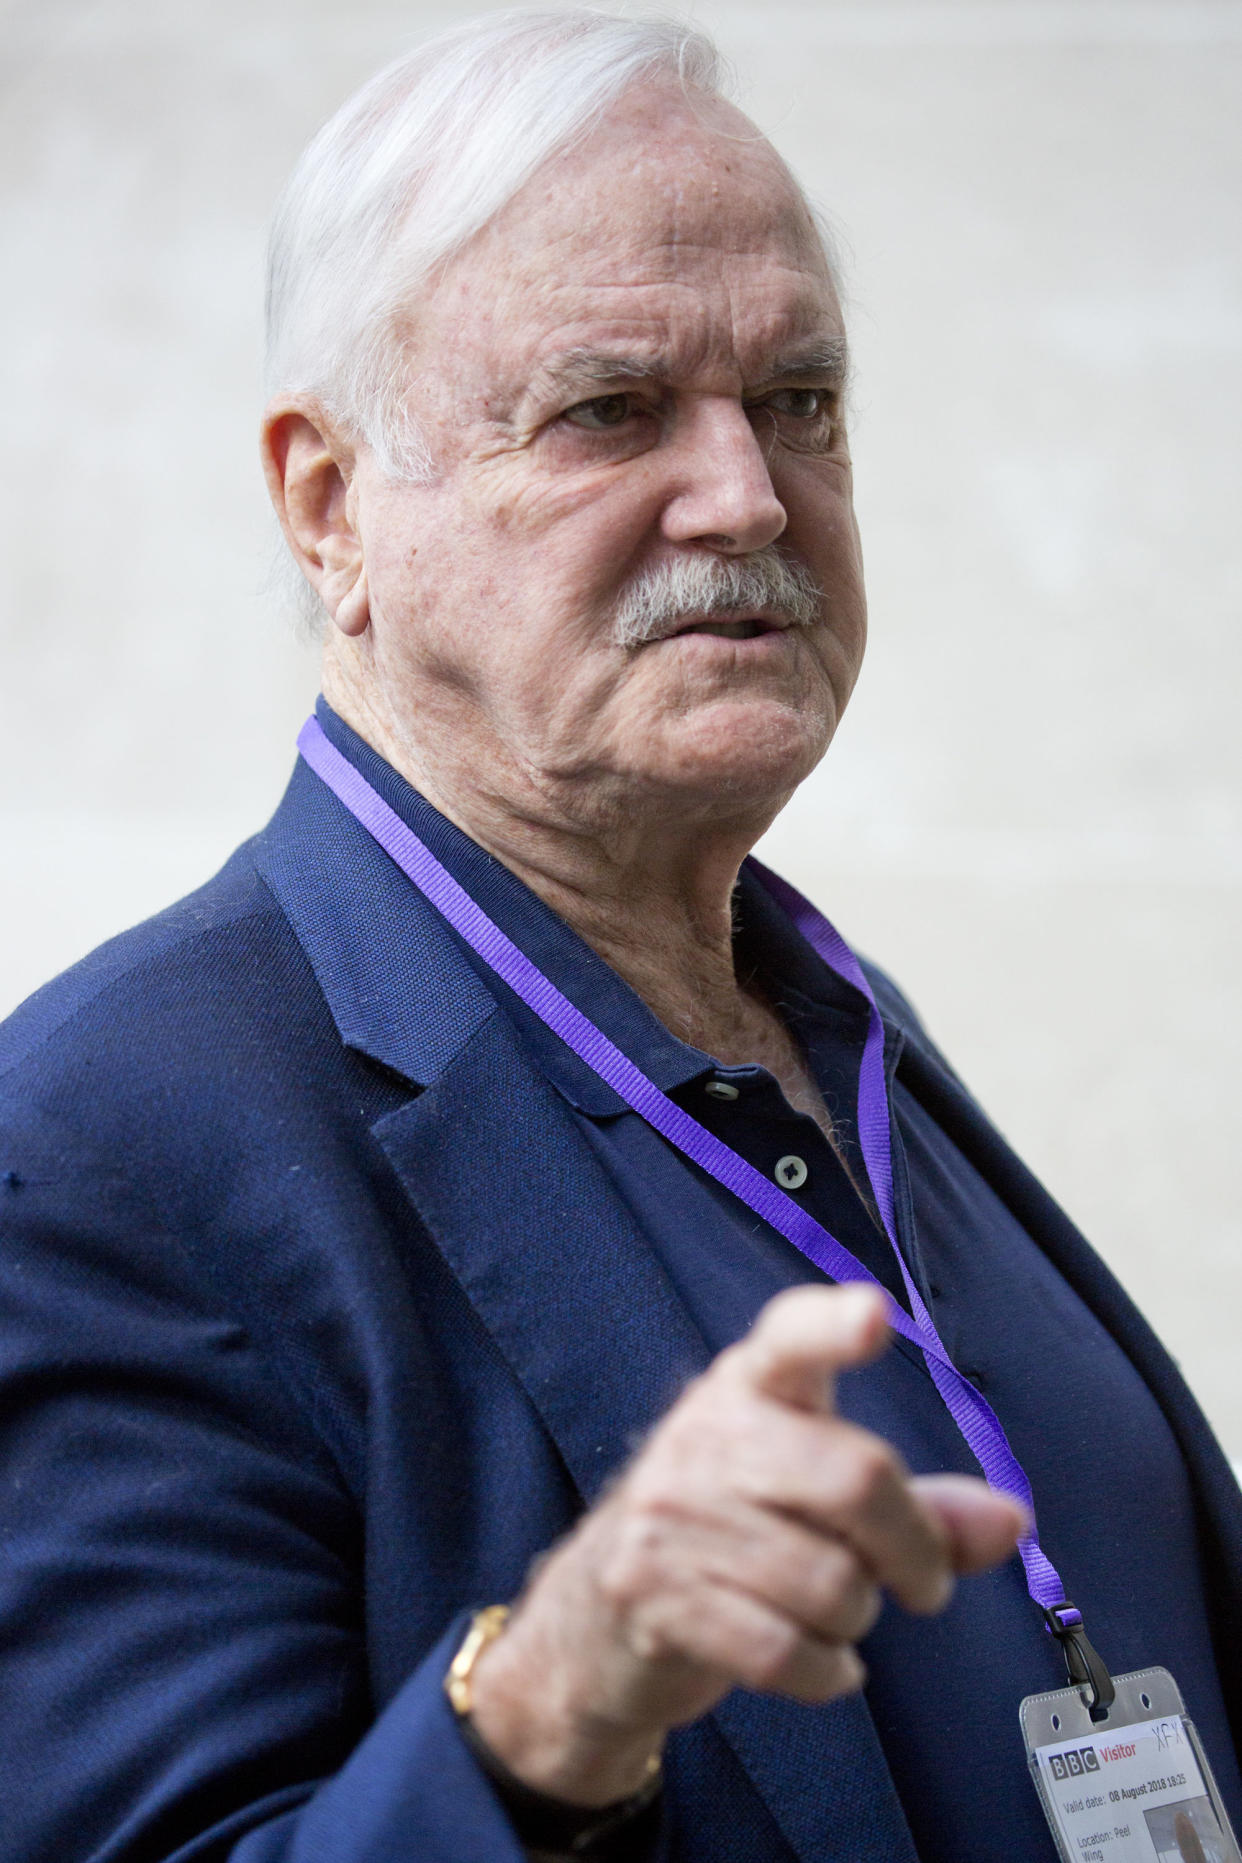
[322,671,775,1055]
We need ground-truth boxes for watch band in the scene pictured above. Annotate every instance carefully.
[445,1603,512,1715]
[445,1607,664,1857]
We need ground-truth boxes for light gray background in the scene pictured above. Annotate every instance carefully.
[3,1,1239,1450]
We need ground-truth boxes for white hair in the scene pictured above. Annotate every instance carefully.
[267,10,733,480]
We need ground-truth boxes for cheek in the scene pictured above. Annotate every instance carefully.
[464,441,671,581]
[366,489,515,655]
[781,472,867,628]
[370,516,628,731]
[785,466,861,570]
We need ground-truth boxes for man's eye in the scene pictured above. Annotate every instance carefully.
[563,394,634,430]
[764,388,829,419]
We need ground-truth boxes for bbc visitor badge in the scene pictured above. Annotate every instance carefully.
[1021,1668,1241,1862]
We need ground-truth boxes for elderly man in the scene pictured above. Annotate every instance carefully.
[1,13,1240,1863]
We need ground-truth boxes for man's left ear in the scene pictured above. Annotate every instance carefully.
[261,403,370,637]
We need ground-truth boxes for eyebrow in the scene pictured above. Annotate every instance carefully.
[531,337,849,404]
[760,339,850,386]
[532,350,664,401]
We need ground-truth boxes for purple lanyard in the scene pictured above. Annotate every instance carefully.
[299,716,1073,1621]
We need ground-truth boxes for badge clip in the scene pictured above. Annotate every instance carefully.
[1043,1600,1115,1718]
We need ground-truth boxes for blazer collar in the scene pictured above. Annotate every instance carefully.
[254,753,496,1086]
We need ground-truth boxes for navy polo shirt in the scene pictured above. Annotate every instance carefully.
[319,703,1242,1861]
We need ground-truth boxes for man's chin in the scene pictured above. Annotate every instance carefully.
[623,714,834,820]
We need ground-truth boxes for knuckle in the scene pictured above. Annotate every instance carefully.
[787,1643,855,1705]
[625,1613,679,1665]
[831,1576,882,1643]
[596,1511,669,1606]
[839,1438,900,1513]
[823,1647,868,1700]
[902,1560,955,1615]
[806,1538,854,1612]
[807,1545,879,1640]
[621,1456,677,1513]
[741,1617,802,1692]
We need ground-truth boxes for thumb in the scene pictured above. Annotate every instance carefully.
[736,1283,893,1413]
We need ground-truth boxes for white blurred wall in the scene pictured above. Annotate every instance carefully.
[2,0,1240,1447]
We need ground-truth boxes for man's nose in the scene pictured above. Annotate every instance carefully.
[659,399,788,555]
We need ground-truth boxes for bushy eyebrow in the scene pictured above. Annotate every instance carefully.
[758,339,850,387]
[531,337,849,405]
[532,350,664,401]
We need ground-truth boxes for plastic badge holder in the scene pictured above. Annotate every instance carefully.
[1021,1668,1241,1863]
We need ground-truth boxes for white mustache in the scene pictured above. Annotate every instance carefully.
[611,547,823,649]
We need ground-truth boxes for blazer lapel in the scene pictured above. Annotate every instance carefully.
[372,1008,710,1500]
[712,1690,919,1863]
[254,757,499,1084]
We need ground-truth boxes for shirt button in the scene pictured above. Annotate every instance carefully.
[775,1154,808,1190]
[704,1079,740,1101]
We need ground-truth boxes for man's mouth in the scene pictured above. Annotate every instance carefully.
[668,616,783,641]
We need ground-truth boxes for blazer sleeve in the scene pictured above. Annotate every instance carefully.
[0,1101,532,1863]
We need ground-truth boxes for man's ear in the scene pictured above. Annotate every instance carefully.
[261,403,370,637]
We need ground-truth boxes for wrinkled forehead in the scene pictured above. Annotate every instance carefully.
[414,84,841,392]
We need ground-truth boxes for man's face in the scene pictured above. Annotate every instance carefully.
[349,85,867,836]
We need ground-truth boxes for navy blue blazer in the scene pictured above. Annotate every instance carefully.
[2,752,1240,1863]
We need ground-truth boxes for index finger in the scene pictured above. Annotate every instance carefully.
[731,1284,893,1414]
